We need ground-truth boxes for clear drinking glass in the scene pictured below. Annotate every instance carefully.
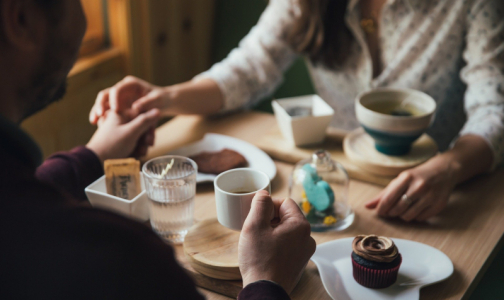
[142,156,197,243]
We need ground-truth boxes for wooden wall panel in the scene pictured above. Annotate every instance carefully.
[108,0,154,81]
[80,0,106,56]
[108,0,215,85]
[147,0,215,85]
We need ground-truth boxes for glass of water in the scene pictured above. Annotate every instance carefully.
[142,156,197,243]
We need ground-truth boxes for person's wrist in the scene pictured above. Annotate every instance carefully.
[437,152,463,186]
[243,271,272,287]
[160,85,181,115]
[239,280,290,300]
[242,271,286,291]
[85,142,107,163]
[243,279,286,290]
[242,273,262,288]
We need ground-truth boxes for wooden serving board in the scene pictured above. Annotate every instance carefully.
[255,126,395,186]
[175,248,243,298]
[183,219,241,280]
[181,219,244,298]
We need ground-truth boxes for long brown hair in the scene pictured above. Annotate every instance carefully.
[288,0,351,69]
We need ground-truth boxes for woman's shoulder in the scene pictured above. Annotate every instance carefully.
[253,0,301,40]
[261,0,301,23]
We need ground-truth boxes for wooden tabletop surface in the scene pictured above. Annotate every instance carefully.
[147,111,504,300]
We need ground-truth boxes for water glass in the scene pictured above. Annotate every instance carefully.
[142,156,197,243]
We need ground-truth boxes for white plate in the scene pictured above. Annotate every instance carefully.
[311,238,453,300]
[168,133,277,183]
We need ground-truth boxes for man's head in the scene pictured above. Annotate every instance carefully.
[0,0,86,123]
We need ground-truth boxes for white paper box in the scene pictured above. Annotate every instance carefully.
[272,95,334,146]
[85,173,149,222]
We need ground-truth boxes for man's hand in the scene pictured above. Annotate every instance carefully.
[89,76,170,125]
[86,109,160,162]
[238,190,316,294]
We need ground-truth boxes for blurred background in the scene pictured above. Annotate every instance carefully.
[20,2,503,298]
[22,0,316,159]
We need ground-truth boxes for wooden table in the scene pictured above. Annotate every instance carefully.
[146,112,504,300]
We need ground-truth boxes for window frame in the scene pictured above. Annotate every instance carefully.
[80,0,107,58]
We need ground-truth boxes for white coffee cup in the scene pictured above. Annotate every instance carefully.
[214,168,271,230]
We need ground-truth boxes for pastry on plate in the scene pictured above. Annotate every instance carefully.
[351,235,402,289]
[189,149,247,175]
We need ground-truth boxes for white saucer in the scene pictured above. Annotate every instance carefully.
[168,133,277,183]
[311,238,453,300]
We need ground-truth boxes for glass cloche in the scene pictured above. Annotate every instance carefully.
[289,150,354,231]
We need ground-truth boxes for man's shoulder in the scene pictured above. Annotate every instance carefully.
[0,176,204,299]
[1,179,169,254]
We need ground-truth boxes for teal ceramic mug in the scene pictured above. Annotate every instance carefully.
[355,88,436,156]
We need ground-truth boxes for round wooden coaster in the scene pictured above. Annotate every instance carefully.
[183,218,241,280]
[343,128,438,176]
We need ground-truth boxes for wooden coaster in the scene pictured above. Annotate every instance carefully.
[183,218,241,280]
[343,128,438,176]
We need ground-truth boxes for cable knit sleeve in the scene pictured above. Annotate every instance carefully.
[194,0,299,112]
[459,0,504,169]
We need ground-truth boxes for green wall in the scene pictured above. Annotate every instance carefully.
[212,0,315,113]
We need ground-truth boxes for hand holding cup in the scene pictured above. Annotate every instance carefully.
[238,191,316,294]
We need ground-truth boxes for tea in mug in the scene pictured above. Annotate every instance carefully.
[366,100,424,117]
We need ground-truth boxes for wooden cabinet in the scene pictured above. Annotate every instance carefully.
[112,0,215,85]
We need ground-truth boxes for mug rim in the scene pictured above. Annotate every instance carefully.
[356,87,436,120]
[214,168,271,196]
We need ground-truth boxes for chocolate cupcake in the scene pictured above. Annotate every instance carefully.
[351,235,402,289]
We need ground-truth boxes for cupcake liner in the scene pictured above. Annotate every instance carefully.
[351,254,402,289]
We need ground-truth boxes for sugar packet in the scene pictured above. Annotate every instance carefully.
[104,158,141,200]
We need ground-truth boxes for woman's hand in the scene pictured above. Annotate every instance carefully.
[89,76,171,125]
[86,109,160,162]
[365,135,494,222]
[365,154,460,222]
[89,76,224,124]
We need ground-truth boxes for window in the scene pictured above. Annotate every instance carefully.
[80,0,107,57]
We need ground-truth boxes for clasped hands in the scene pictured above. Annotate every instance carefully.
[86,76,166,161]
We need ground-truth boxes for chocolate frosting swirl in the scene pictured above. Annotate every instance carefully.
[352,235,399,263]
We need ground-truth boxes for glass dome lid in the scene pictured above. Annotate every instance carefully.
[289,150,354,231]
